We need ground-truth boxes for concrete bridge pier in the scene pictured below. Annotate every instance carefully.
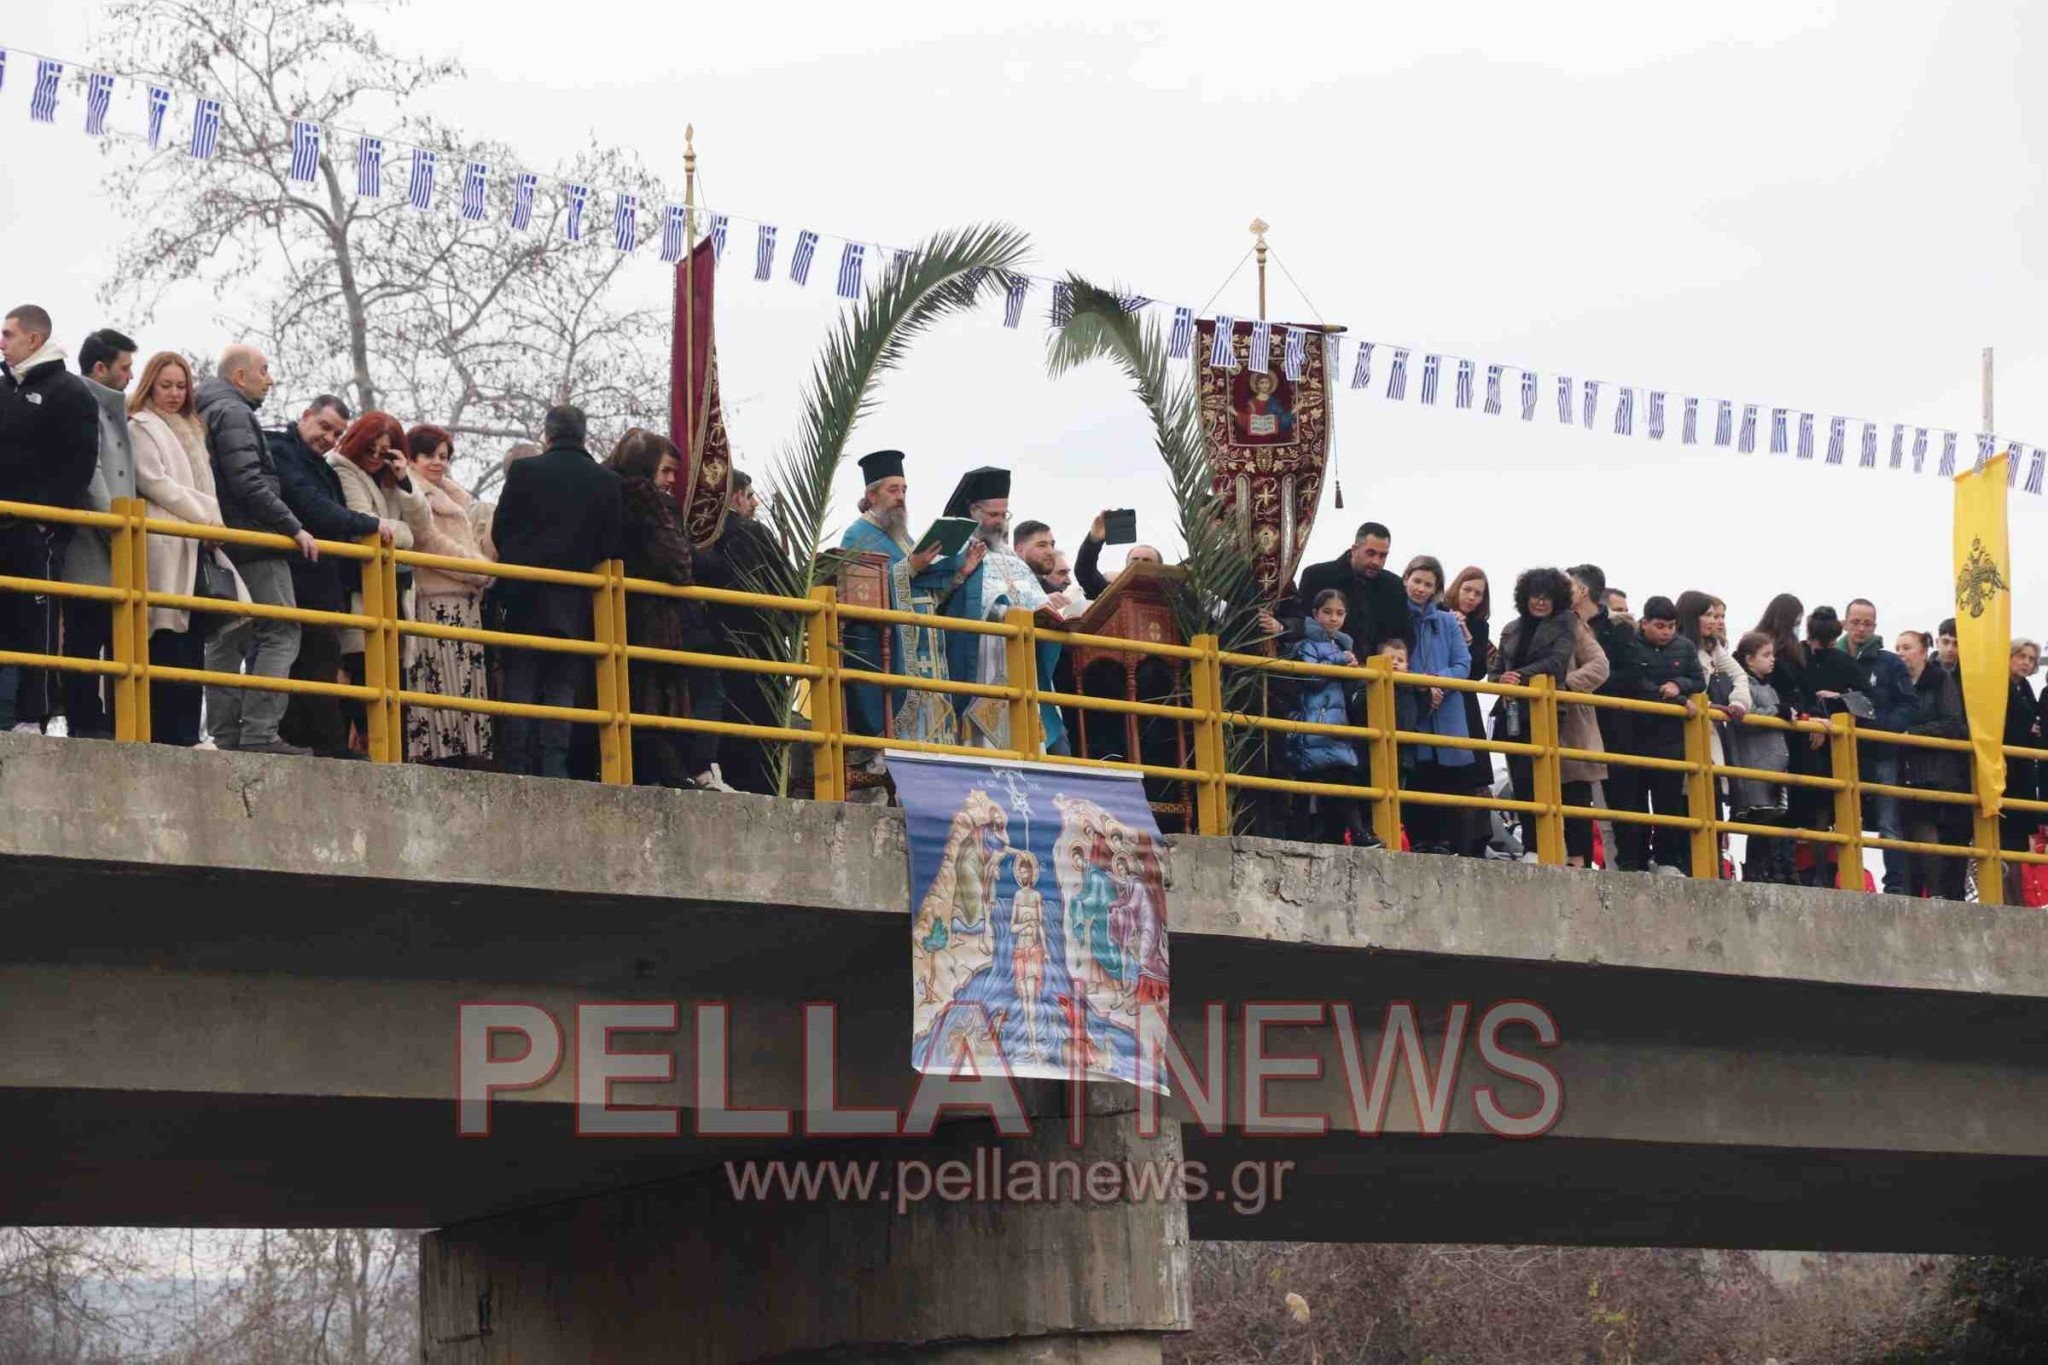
[418,1104,1192,1364]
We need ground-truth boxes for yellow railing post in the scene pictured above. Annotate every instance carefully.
[1365,655,1401,849]
[381,539,404,756]
[108,496,143,743]
[593,561,625,785]
[1189,633,1228,836]
[1529,674,1566,866]
[805,585,845,802]
[360,533,395,763]
[1974,749,2005,905]
[127,499,151,742]
[1004,606,1043,756]
[611,560,633,786]
[1683,695,1719,879]
[1830,712,1864,891]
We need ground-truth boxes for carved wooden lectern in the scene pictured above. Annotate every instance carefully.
[1066,563,1192,828]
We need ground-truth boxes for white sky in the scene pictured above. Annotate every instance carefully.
[5,0,2044,642]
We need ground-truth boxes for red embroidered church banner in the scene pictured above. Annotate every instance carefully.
[670,235,735,549]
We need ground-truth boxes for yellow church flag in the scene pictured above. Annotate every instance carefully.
[1952,453,2012,817]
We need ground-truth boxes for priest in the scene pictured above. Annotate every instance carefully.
[939,466,1070,754]
[839,450,983,759]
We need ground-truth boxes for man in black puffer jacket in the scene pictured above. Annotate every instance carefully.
[1613,596,1706,874]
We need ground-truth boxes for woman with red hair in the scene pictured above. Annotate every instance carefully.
[328,412,431,747]
[401,423,495,765]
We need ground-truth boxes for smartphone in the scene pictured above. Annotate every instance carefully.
[1102,509,1137,545]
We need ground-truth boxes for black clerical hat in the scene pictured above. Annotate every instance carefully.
[942,466,1010,519]
[857,449,906,485]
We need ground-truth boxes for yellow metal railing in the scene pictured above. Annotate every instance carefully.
[3,494,2044,901]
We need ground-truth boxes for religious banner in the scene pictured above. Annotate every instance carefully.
[1952,452,2012,815]
[1194,318,1333,598]
[670,234,734,548]
[895,752,1168,1090]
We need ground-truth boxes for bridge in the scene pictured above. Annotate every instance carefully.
[5,734,2046,1361]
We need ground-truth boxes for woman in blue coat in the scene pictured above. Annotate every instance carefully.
[1397,556,1473,854]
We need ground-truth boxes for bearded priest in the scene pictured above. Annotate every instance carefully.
[938,466,1071,755]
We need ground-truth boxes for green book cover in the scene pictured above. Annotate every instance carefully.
[914,517,978,556]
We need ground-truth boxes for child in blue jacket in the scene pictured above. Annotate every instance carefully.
[1284,590,1374,845]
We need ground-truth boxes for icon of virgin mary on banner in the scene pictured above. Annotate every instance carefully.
[1195,319,1333,599]
[893,752,1169,1092]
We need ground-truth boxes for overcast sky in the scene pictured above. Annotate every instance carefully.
[6,0,2043,641]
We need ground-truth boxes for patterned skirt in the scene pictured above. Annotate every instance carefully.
[404,594,494,763]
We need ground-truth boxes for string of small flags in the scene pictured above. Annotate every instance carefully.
[7,37,2043,496]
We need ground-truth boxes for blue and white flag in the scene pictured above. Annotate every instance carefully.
[789,228,818,284]
[2028,449,2044,496]
[1824,417,1845,465]
[511,172,537,230]
[1117,294,1149,314]
[1859,422,1878,469]
[566,183,590,241]
[1939,431,1958,477]
[147,85,170,149]
[1771,408,1788,454]
[753,223,777,280]
[1648,390,1666,439]
[1455,358,1474,410]
[1913,428,1929,474]
[659,206,687,263]
[1682,396,1699,445]
[1614,387,1634,435]
[1485,364,1504,415]
[1388,348,1410,400]
[406,148,436,210]
[189,97,221,160]
[1168,306,1193,359]
[1352,341,1374,390]
[1283,327,1307,381]
[1975,432,1995,472]
[835,242,864,298]
[1210,317,1235,369]
[1051,281,1073,327]
[1248,321,1272,374]
[1797,413,1814,460]
[85,72,114,138]
[1582,379,1600,429]
[1003,278,1028,329]
[1714,400,1733,447]
[30,59,60,124]
[612,192,638,252]
[1419,353,1439,403]
[460,161,488,221]
[1557,376,1573,423]
[1739,404,1758,454]
[0,49,7,94]
[892,248,911,272]
[1890,423,1905,470]
[1520,369,1537,421]
[2009,443,2023,487]
[710,212,728,263]
[289,120,321,183]
[356,135,384,197]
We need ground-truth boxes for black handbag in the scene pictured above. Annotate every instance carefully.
[191,546,236,603]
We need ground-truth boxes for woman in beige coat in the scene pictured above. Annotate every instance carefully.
[400,424,495,764]
[1560,614,1611,866]
[126,351,248,746]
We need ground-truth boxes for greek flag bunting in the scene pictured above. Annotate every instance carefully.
[566,184,590,242]
[612,193,637,252]
[1913,429,1929,473]
[1739,405,1758,454]
[1283,328,1307,382]
[659,206,687,263]
[1557,376,1573,423]
[1168,306,1193,359]
[1003,278,1028,329]
[2010,444,2023,487]
[1455,358,1474,410]
[1420,353,1438,404]
[1485,365,1504,415]
[1388,349,1410,400]
[753,224,777,281]
[835,242,864,298]
[85,73,114,138]
[1771,408,1788,454]
[1890,424,1905,470]
[147,86,170,149]
[1939,432,1957,477]
[1352,341,1374,390]
[892,248,911,272]
[406,149,436,211]
[1582,379,1600,428]
[289,120,321,183]
[460,162,488,222]
[1117,295,1149,314]
[1648,391,1665,439]
[710,213,728,263]
[1614,387,1634,435]
[189,97,221,160]
[1249,321,1272,374]
[1824,417,1845,465]
[789,229,818,284]
[1210,317,1235,369]
[511,172,537,231]
[1714,400,1732,447]
[1797,413,1814,460]
[1976,432,1994,472]
[2028,449,2045,495]
[30,59,60,124]
[1051,282,1073,327]
[1520,370,1537,421]
[0,49,7,95]
[1860,423,1878,469]
[356,136,384,197]
[1682,397,1699,445]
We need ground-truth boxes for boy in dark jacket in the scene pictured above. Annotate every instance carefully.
[1613,596,1706,873]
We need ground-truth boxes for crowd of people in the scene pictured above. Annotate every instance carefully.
[0,303,781,792]
[2,300,2043,901]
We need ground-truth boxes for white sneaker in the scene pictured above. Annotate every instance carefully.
[1519,852,1541,864]
[42,715,68,738]
[10,721,42,735]
[691,768,739,794]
